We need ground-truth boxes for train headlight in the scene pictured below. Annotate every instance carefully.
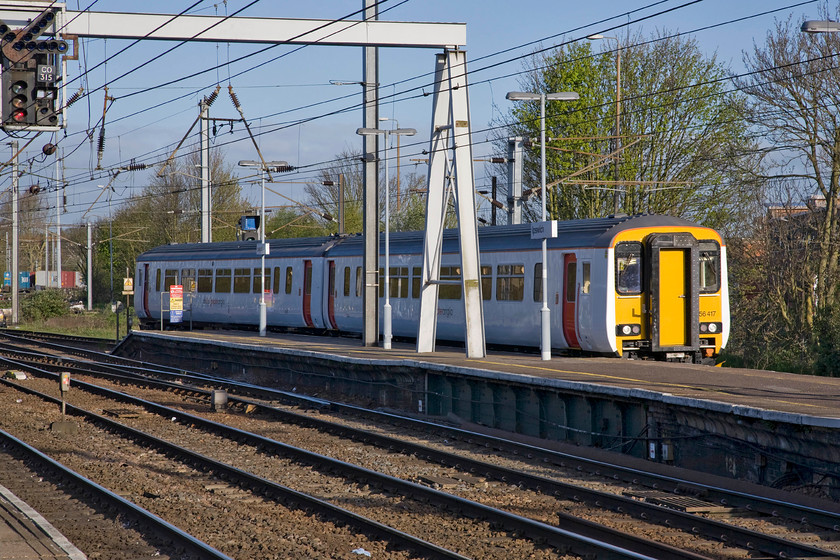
[700,322,722,334]
[616,324,642,337]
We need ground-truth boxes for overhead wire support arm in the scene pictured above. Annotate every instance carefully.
[157,86,220,177]
[228,85,274,183]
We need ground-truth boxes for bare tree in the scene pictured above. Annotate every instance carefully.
[737,9,840,330]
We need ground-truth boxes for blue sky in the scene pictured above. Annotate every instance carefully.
[11,0,828,225]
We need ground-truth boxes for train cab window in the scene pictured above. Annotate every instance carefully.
[155,268,161,292]
[699,241,721,293]
[343,267,351,297]
[253,268,269,295]
[285,267,293,294]
[533,263,542,302]
[481,266,492,301]
[581,262,591,294]
[615,242,643,295]
[497,264,524,301]
[565,262,577,303]
[197,269,212,293]
[412,267,422,298]
[273,267,281,294]
[164,269,178,291]
[355,266,363,298]
[233,268,251,293]
[181,269,196,293]
[215,269,232,293]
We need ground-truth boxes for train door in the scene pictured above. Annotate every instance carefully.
[562,253,580,348]
[648,233,699,353]
[327,260,338,329]
[302,260,314,327]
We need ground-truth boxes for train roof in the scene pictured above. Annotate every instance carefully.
[137,214,718,262]
[325,214,715,256]
[136,236,339,262]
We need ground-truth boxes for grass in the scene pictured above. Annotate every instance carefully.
[14,307,135,340]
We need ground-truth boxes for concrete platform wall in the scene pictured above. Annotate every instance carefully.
[118,333,840,497]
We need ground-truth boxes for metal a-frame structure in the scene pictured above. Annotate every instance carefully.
[416,50,485,359]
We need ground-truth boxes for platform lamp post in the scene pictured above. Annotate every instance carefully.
[506,91,579,361]
[238,160,289,337]
[356,126,416,349]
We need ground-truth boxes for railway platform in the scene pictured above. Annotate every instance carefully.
[0,483,86,560]
[117,329,840,497]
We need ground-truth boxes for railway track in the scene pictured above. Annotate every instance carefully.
[0,427,232,559]
[0,332,837,558]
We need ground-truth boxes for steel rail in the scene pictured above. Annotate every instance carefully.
[2,370,706,560]
[2,332,838,534]
[0,427,234,560]
[10,353,833,560]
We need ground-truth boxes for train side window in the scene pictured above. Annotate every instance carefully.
[164,269,178,291]
[699,240,721,293]
[378,268,384,298]
[497,264,524,301]
[533,263,542,302]
[481,265,492,301]
[285,267,293,294]
[581,262,591,294]
[233,268,250,293]
[155,268,161,292]
[197,269,212,293]
[439,266,462,300]
[181,269,196,293]
[215,268,232,293]
[412,267,422,298]
[343,267,351,297]
[273,267,281,294]
[392,267,409,298]
[252,268,269,295]
[355,266,362,298]
[615,242,643,295]
[566,261,577,302]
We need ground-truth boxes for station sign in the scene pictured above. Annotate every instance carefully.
[530,220,557,239]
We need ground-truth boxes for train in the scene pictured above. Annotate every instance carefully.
[134,214,729,363]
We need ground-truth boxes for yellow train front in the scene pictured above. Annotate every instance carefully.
[596,216,729,363]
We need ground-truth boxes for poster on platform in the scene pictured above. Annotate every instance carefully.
[170,285,183,324]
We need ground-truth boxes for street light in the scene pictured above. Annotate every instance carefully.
[238,159,289,337]
[356,126,417,349]
[379,117,403,211]
[506,90,579,361]
[801,20,840,33]
[587,34,622,214]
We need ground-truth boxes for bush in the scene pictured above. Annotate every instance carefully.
[20,289,69,322]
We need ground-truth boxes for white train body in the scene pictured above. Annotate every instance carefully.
[135,215,729,361]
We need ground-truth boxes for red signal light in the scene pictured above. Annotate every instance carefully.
[11,109,27,122]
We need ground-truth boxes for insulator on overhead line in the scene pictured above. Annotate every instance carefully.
[204,85,220,107]
[96,127,105,154]
[66,88,83,107]
[125,163,147,171]
[228,85,241,109]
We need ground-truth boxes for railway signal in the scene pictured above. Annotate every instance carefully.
[0,5,68,131]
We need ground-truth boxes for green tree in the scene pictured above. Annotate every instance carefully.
[499,33,760,229]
